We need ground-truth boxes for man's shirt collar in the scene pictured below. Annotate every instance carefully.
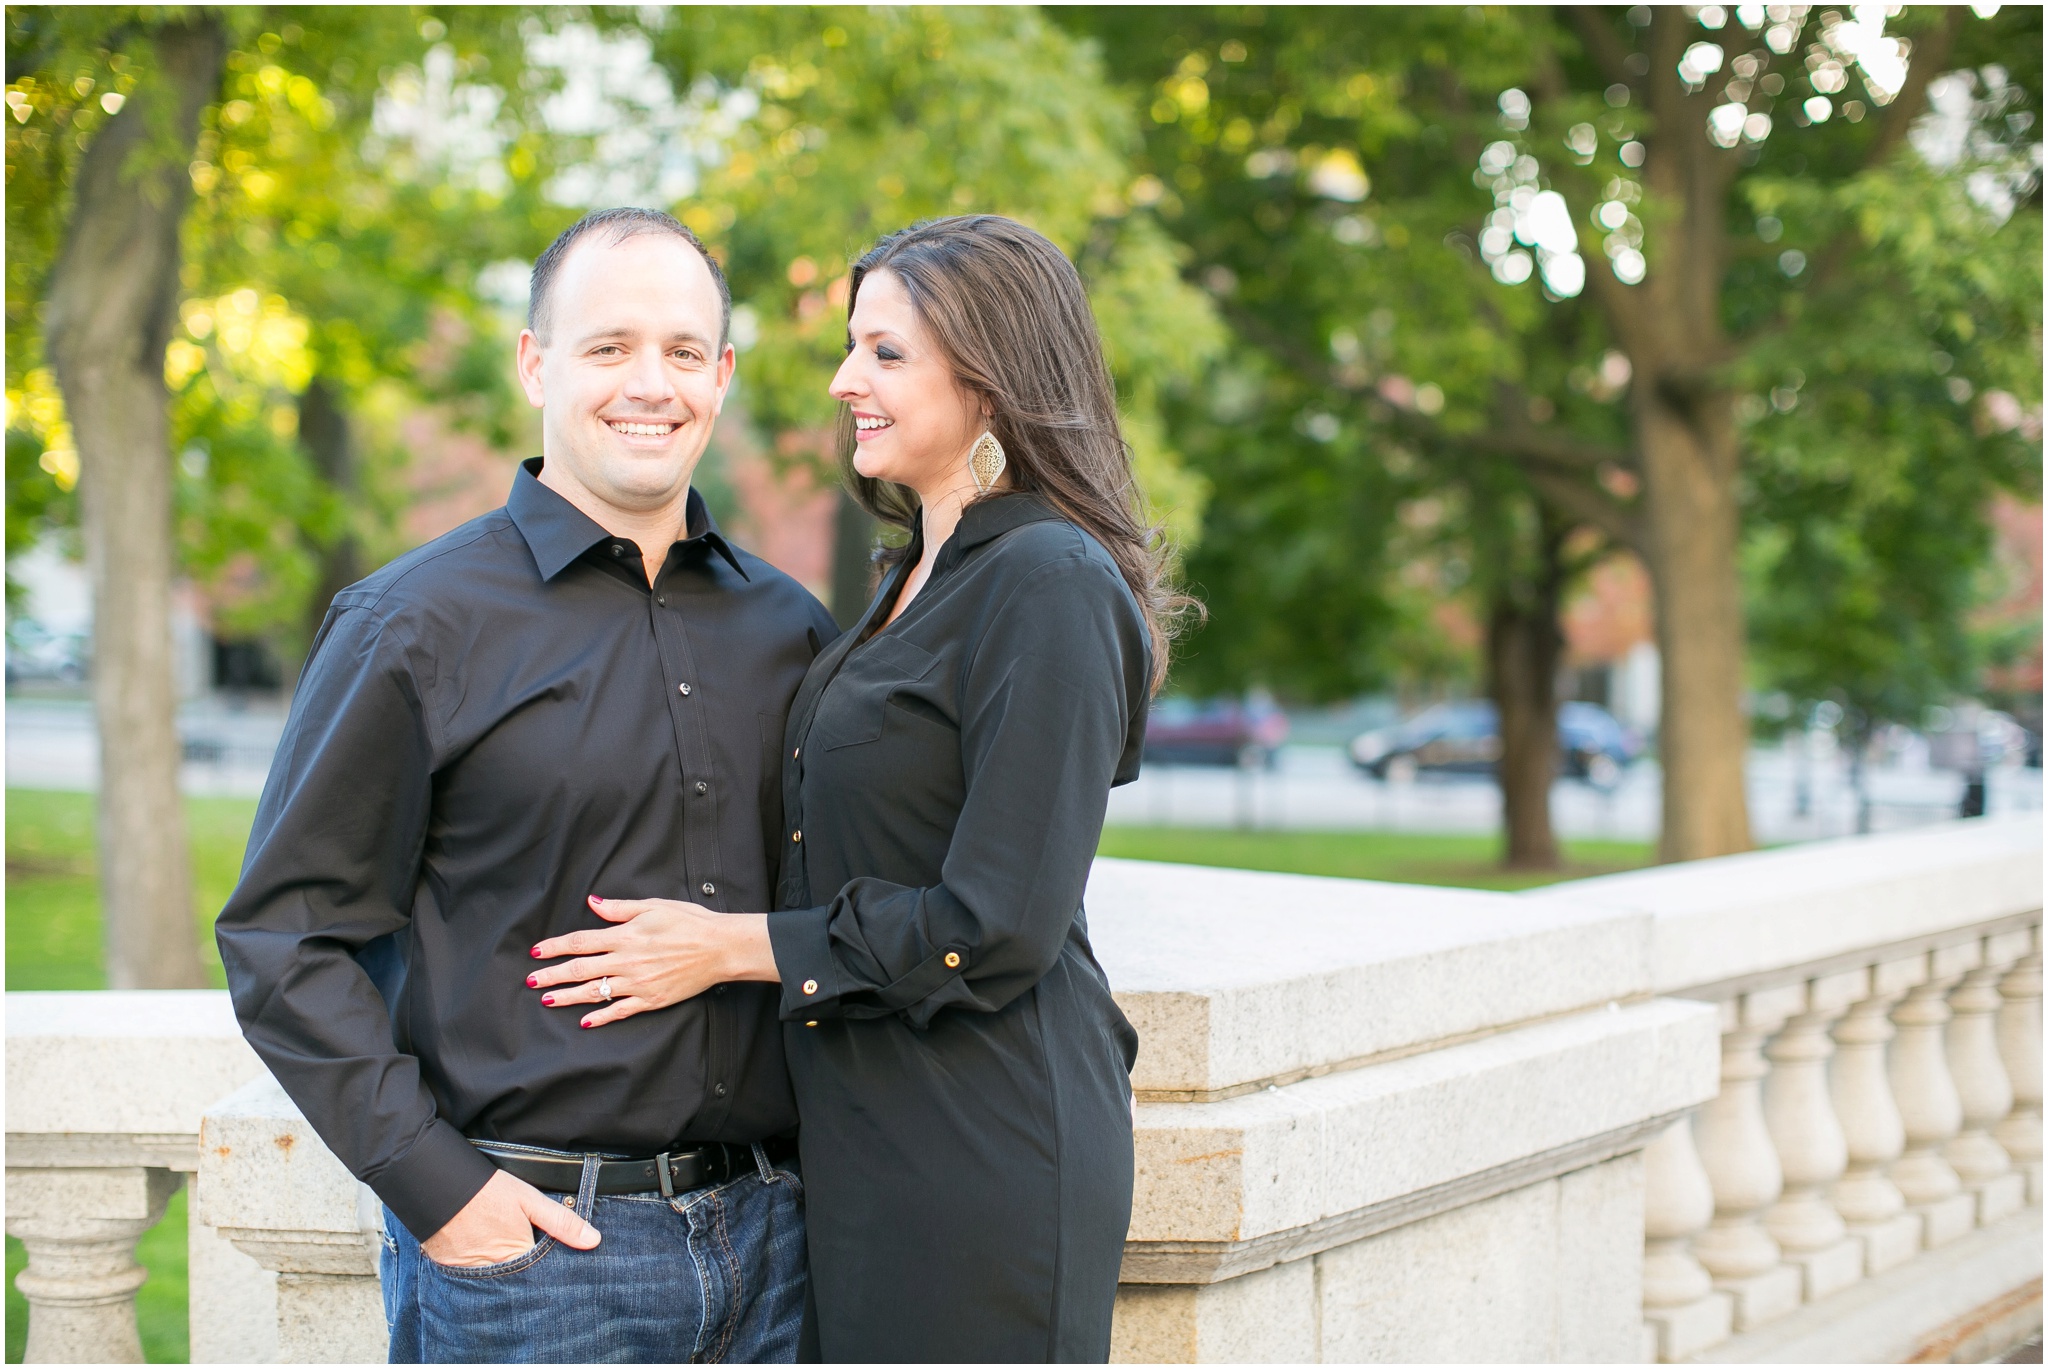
[508,457,748,582]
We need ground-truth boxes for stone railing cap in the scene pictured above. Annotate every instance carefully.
[1519,816,2042,995]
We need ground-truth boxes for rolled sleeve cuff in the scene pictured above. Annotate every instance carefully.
[368,1118,500,1242]
[767,905,839,1021]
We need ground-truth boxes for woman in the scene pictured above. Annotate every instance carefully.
[528,214,1182,1361]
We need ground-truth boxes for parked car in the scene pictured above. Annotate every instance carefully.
[1144,696,1290,768]
[1347,700,1641,789]
[4,618,87,686]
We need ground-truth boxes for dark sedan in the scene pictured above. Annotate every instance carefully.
[1348,700,1641,789]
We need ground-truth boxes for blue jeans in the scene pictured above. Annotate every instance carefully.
[382,1142,806,1364]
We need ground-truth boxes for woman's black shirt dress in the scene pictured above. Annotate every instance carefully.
[765,492,1147,1363]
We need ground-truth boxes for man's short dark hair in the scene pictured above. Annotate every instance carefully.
[527,207,732,349]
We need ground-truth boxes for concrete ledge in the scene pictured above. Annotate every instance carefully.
[1123,1110,1679,1284]
[3,1132,206,1172]
[6,991,264,1135]
[1089,858,1652,1098]
[1692,1206,2042,1363]
[1519,817,2042,996]
[198,1076,379,1272]
[1127,997,1719,1251]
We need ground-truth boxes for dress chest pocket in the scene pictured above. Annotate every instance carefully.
[810,636,941,752]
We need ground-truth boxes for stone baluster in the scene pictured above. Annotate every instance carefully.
[1828,957,1924,1275]
[1691,988,1804,1331]
[1995,944,2042,1203]
[1641,1117,1733,1361]
[1761,970,1864,1301]
[5,1166,180,1363]
[1945,932,2032,1225]
[1887,944,1980,1249]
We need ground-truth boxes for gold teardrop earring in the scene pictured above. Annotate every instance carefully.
[969,430,1007,493]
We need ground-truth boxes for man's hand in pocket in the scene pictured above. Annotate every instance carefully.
[420,1169,601,1267]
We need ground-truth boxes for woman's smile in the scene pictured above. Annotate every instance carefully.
[851,411,895,442]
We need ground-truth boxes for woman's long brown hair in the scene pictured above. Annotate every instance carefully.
[838,214,1195,693]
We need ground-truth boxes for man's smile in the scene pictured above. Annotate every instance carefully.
[605,418,682,438]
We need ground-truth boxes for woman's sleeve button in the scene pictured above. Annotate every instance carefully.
[802,979,819,996]
[943,952,962,969]
[805,1020,818,1028]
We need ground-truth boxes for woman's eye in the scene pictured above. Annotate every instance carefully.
[877,347,902,363]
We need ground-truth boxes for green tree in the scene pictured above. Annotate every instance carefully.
[5,6,565,984]
[1073,5,2040,862]
[644,7,1222,623]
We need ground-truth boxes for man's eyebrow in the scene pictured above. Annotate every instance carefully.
[572,326,719,347]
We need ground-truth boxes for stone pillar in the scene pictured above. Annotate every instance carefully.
[1691,988,1803,1331]
[1641,1117,1734,1361]
[200,1077,388,1364]
[1945,952,2026,1226]
[5,1166,179,1364]
[1888,946,1978,1249]
[1995,945,2042,1203]
[1828,958,1923,1275]
[1760,971,1864,1301]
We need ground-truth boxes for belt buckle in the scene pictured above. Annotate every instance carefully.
[655,1151,675,1200]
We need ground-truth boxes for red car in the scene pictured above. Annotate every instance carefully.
[1143,697,1290,768]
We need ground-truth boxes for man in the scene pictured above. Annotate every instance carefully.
[218,208,838,1363]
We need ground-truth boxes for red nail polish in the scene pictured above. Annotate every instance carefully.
[590,896,605,905]
[531,946,542,958]
[581,1020,593,1028]
[527,975,538,988]
[542,995,555,1006]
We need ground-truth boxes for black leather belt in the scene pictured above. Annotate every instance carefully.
[472,1139,790,1198]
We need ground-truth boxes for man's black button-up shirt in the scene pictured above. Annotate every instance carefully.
[217,458,839,1240]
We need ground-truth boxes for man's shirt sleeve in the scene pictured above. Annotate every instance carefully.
[215,601,497,1240]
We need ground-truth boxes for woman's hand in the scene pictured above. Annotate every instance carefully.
[528,896,778,1028]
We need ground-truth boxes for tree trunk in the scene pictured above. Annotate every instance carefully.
[295,376,364,671]
[829,485,878,630]
[43,18,224,989]
[1487,514,1566,871]
[1636,385,1754,863]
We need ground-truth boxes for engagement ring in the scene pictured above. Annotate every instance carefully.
[597,976,612,1002]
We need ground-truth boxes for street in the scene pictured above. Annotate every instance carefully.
[8,696,2037,845]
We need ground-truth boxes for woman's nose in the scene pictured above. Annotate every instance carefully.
[828,354,863,402]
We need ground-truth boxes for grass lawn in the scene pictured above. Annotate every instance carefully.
[1,789,1642,1362]
[6,790,254,992]
[6,789,256,1364]
[1096,825,1652,891]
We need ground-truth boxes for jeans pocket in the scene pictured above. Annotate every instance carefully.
[423,1234,557,1279]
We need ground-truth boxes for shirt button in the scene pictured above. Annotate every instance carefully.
[714,1083,728,1098]
[695,781,708,795]
[792,747,800,759]
[792,830,801,843]
[701,882,716,896]
[805,1020,818,1028]
[610,545,626,558]
[944,952,962,969]
[678,682,692,696]
[657,595,667,606]
[802,979,819,996]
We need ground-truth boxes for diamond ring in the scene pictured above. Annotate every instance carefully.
[597,976,612,1003]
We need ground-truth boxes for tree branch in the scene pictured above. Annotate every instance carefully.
[1732,6,1966,351]
[1523,465,1647,552]
[1563,6,1635,91]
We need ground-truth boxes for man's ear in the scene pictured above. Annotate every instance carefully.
[712,343,736,417]
[515,329,546,409]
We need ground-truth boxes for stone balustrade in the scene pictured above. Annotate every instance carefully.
[5,816,2038,1363]
[1523,816,2042,1362]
